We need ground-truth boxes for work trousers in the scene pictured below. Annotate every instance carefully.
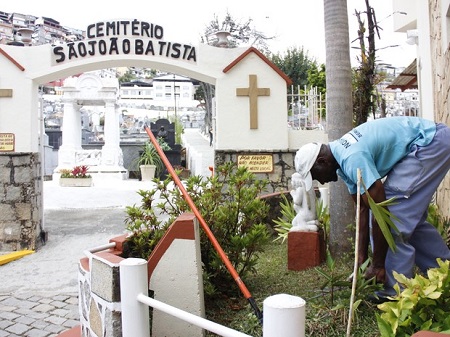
[380,123,450,296]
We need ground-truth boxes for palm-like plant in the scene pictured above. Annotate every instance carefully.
[135,138,171,177]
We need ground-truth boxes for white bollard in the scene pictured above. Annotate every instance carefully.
[319,187,329,210]
[263,294,306,337]
[120,258,150,337]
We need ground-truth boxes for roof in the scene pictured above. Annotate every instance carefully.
[223,47,292,86]
[120,80,153,87]
[153,74,192,82]
[386,59,417,91]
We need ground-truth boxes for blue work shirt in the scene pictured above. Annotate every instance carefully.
[329,117,436,195]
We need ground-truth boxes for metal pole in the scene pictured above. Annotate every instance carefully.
[120,258,150,337]
[347,169,361,336]
[38,89,45,233]
[144,125,263,323]
[137,294,252,337]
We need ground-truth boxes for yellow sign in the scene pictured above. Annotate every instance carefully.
[237,154,273,173]
[0,133,15,152]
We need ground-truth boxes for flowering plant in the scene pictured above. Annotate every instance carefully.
[60,165,92,178]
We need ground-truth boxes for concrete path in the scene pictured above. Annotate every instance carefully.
[0,128,213,337]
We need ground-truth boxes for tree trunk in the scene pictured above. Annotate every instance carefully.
[429,0,450,226]
[324,0,355,256]
[201,82,215,131]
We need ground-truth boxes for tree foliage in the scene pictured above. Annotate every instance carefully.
[308,63,327,96]
[270,46,318,89]
[118,69,136,84]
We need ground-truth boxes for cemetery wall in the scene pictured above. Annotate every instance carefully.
[0,152,45,251]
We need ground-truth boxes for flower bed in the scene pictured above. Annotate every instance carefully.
[59,165,92,187]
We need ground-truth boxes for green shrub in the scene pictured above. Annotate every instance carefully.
[427,203,450,245]
[272,193,296,243]
[124,162,271,296]
[376,259,450,336]
[273,194,329,244]
[123,189,169,259]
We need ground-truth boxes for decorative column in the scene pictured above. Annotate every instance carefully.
[54,100,82,175]
[100,100,127,178]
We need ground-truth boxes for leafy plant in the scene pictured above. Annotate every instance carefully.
[124,162,271,296]
[361,180,399,252]
[273,194,329,243]
[135,138,171,177]
[313,251,382,331]
[272,193,296,242]
[376,259,450,337]
[169,115,184,144]
[315,249,351,305]
[123,189,169,259]
[427,203,450,244]
[60,165,91,178]
[316,199,330,243]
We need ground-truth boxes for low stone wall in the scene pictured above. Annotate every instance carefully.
[215,150,297,193]
[0,152,45,251]
[214,129,328,193]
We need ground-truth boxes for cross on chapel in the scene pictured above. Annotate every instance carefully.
[0,89,13,98]
[236,74,270,129]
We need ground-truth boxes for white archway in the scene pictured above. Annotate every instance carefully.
[0,19,297,250]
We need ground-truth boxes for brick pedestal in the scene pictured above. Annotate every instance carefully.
[288,230,326,271]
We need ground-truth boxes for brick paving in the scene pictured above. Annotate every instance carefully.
[0,293,79,337]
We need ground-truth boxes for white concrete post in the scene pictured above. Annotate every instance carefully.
[319,187,329,210]
[61,100,82,150]
[263,294,306,337]
[55,100,82,172]
[120,258,150,337]
[103,100,118,148]
[101,100,125,168]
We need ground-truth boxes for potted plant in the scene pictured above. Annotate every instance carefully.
[59,165,93,187]
[136,138,171,181]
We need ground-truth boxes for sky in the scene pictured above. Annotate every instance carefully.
[1,0,416,68]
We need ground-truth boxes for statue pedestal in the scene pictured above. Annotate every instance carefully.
[288,231,326,271]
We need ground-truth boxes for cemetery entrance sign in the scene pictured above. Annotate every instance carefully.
[53,20,197,64]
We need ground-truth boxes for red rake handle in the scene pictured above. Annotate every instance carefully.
[144,126,253,297]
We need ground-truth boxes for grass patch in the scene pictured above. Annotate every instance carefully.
[205,241,381,336]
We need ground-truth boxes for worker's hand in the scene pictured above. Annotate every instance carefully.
[364,265,386,284]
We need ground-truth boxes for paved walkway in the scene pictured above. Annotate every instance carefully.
[0,128,213,337]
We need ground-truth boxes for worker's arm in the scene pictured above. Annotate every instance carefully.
[355,179,388,283]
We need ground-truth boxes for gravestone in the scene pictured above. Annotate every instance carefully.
[151,119,175,148]
[149,119,181,179]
